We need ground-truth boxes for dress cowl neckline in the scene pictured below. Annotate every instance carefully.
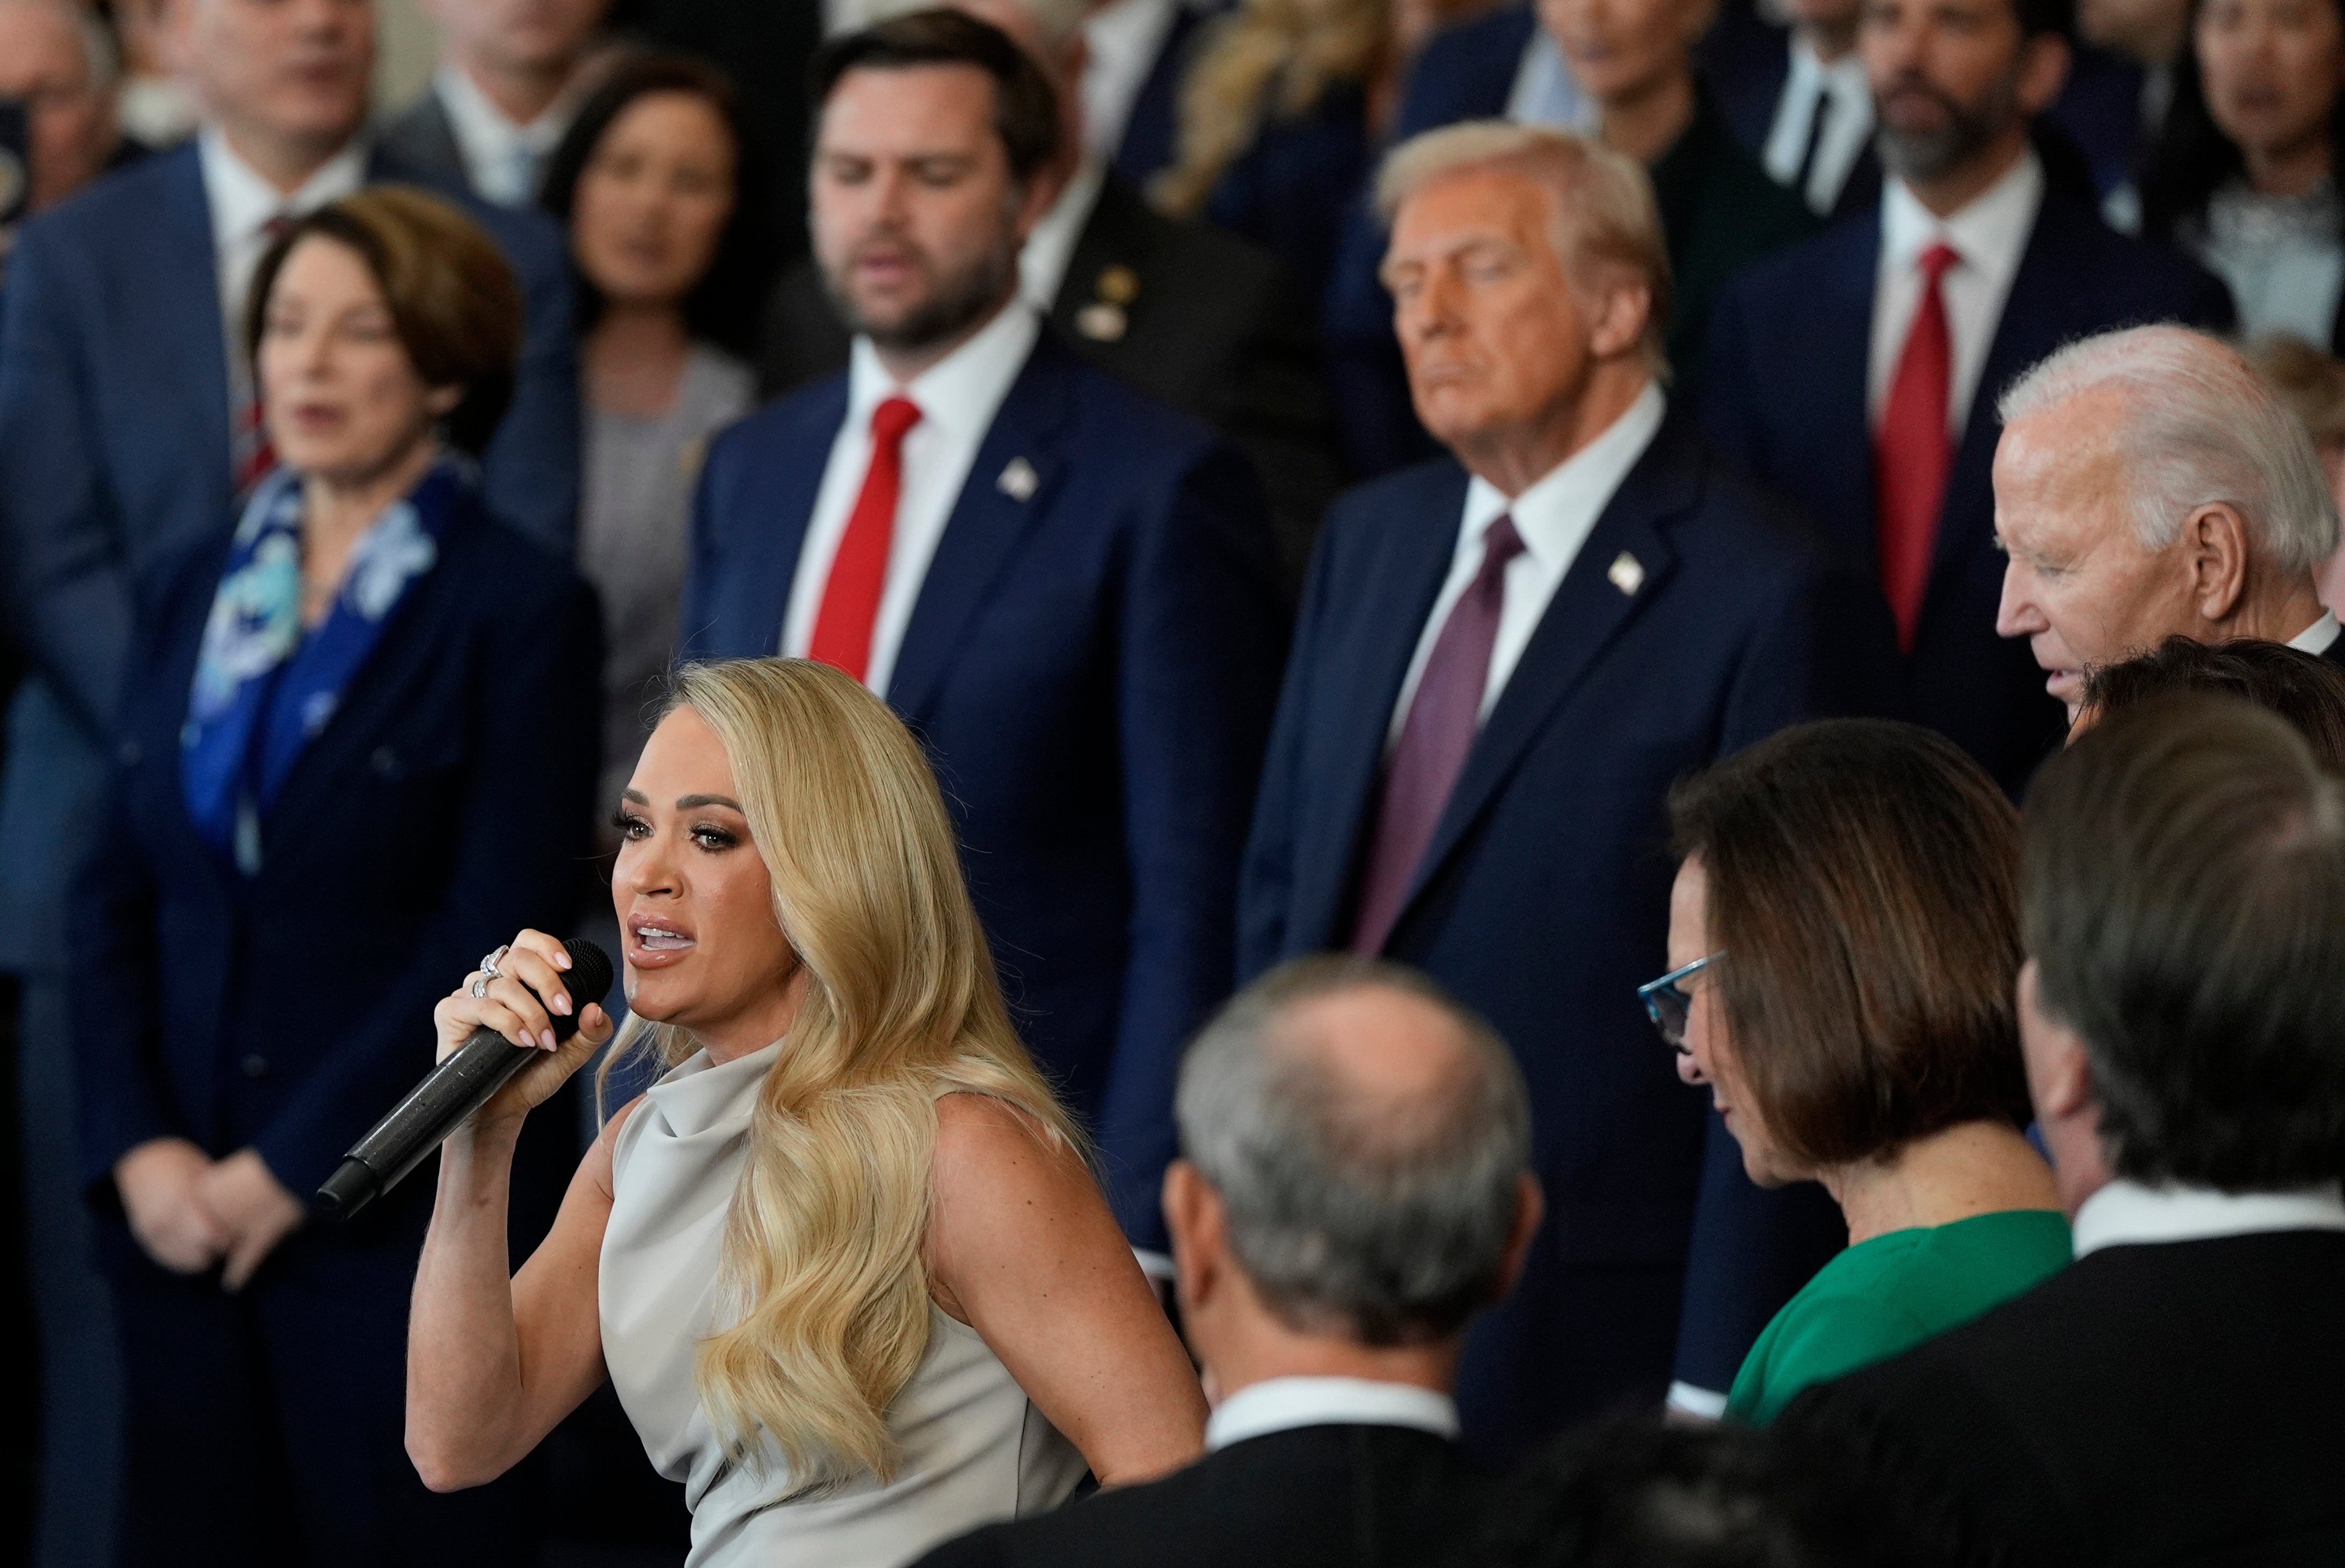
[638,1039,782,1140]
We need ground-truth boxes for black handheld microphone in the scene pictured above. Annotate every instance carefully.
[315,937,614,1222]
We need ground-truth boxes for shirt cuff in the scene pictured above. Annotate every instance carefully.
[1133,1248,1176,1286]
[1666,1381,1729,1420]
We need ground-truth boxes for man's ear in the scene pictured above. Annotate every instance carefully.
[2184,501,2252,625]
[1491,1172,1545,1303]
[2018,959,2095,1122]
[1162,1159,1223,1314]
[2016,31,2073,118]
[1588,278,1653,365]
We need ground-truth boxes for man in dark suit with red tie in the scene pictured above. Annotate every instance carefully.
[681,10,1286,1268]
[1701,0,2233,794]
[1240,120,1901,1456]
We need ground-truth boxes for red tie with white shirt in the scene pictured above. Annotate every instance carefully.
[1874,240,1960,653]
[810,395,924,684]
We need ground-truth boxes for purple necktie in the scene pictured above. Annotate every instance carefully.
[1351,514,1526,953]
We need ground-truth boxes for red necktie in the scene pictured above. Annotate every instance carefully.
[1874,240,1960,653]
[1351,514,1526,954]
[234,212,294,494]
[810,395,923,684]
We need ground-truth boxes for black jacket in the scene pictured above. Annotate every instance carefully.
[1777,1230,2345,1566]
[910,1425,1483,1568]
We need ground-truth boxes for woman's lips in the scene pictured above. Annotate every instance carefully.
[627,920,696,969]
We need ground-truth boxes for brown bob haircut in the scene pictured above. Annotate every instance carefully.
[1667,718,2034,1170]
[2080,635,2345,773]
[244,186,523,457]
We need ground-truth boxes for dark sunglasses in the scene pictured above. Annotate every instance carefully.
[1636,952,1721,1051]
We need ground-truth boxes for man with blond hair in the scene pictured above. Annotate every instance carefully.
[1239,119,1900,1456]
[1993,324,2344,720]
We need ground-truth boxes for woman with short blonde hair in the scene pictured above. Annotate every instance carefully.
[406,658,1206,1565]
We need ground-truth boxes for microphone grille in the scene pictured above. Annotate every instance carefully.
[563,937,615,1020]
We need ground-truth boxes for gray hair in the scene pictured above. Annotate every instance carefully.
[833,0,1093,47]
[1174,956,1532,1346]
[0,0,119,91]
[1372,119,1672,376]
[1998,324,2340,575]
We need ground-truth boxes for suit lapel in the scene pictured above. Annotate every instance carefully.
[884,343,1075,725]
[740,381,847,657]
[1393,422,1697,931]
[1808,221,1882,567]
[1290,469,1469,944]
[155,146,234,497]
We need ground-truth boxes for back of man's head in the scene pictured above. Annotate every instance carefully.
[2024,695,2345,1189]
[1175,957,1533,1346]
[2079,635,2345,772]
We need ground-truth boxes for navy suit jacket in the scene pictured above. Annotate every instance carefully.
[1702,2,1883,222]
[1240,412,1902,1455]
[681,331,1288,1247]
[74,483,600,1206]
[0,140,581,975]
[1109,1,1218,193]
[1702,191,2234,792]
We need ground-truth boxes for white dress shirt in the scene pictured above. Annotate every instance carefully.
[1020,156,1106,312]
[2072,1179,2345,1259]
[1760,38,1873,216]
[1868,149,2045,437]
[1387,383,1667,746]
[1082,0,1181,165]
[2289,610,2341,656]
[1507,25,1597,133]
[1205,1376,1461,1453]
[434,63,571,207]
[782,301,1042,698]
[199,128,368,410]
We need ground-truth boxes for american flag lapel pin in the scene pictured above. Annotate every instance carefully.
[997,457,1039,500]
[1607,551,1644,596]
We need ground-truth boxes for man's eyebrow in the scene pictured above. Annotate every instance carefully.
[675,794,745,811]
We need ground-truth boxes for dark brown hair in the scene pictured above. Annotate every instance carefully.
[2081,635,2345,772]
[1667,719,2032,1170]
[2025,695,2345,1189]
[807,8,1062,188]
[244,185,522,456]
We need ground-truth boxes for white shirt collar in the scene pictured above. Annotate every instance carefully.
[434,63,570,206]
[198,125,368,254]
[1204,1376,1461,1453]
[1460,381,1668,566]
[2072,1179,2345,1259]
[1021,157,1106,312]
[1882,145,2044,293]
[2288,609,2341,656]
[1081,0,1181,164]
[847,295,1041,446]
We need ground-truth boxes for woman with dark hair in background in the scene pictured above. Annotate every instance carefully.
[77,186,600,1565]
[2139,0,2345,345]
[541,52,764,823]
[1645,719,2068,1426]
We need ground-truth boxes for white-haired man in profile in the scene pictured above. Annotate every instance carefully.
[1994,324,2343,719]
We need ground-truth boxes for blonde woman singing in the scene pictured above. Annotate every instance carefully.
[405,659,1207,1565]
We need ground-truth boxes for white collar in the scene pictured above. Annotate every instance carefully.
[1882,146,2044,288]
[2288,609,2341,656]
[1786,33,1868,94]
[2072,1179,2345,1259]
[434,62,569,152]
[198,125,369,249]
[1021,157,1107,311]
[847,297,1041,443]
[1460,381,1667,567]
[1204,1376,1460,1453]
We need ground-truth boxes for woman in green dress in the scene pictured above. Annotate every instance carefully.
[1641,718,2071,1425]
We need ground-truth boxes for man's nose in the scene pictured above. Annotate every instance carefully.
[1994,559,2041,639]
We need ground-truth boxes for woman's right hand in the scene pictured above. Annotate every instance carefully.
[433,928,616,1130]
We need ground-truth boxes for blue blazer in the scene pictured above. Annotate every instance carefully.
[1239,413,1903,1456]
[1110,1,1219,193]
[0,140,581,975]
[681,332,1288,1248]
[1701,191,2234,793]
[73,483,601,1206]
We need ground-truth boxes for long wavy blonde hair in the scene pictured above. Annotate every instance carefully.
[600,658,1082,1485]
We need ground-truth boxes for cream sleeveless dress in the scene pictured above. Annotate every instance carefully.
[600,1042,1087,1567]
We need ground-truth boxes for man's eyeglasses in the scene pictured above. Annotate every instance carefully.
[1637,953,1721,1051]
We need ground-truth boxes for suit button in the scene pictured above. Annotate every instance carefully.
[242,1054,268,1078]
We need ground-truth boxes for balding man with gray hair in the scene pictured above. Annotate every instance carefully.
[1240,119,1899,1457]
[1994,325,2343,720]
[914,957,1539,1568]
[0,0,126,218]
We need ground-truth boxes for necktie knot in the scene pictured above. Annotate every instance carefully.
[1476,513,1526,589]
[1917,240,1959,286]
[871,395,923,447]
